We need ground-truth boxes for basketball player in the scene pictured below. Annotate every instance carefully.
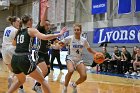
[1,16,25,93]
[7,15,67,93]
[59,24,97,93]
[32,2,55,92]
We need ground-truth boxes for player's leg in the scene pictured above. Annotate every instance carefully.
[29,67,51,93]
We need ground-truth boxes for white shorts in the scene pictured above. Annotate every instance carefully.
[66,55,84,69]
[1,45,15,65]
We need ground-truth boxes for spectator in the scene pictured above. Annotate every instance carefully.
[111,46,121,74]
[127,46,138,75]
[100,47,111,72]
[121,46,131,74]
[131,47,140,76]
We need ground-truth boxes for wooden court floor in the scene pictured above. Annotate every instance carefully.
[1,60,140,93]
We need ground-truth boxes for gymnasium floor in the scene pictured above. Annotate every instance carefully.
[0,60,140,93]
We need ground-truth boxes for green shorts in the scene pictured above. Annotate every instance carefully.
[37,51,50,65]
[11,54,36,75]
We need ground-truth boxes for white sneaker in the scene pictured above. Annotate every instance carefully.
[62,86,67,93]
[131,72,137,76]
[124,71,129,75]
[70,82,77,93]
[18,88,25,93]
[137,73,140,77]
[32,85,42,93]
[8,77,13,88]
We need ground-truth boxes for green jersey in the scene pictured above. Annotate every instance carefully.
[37,25,53,53]
[15,28,33,53]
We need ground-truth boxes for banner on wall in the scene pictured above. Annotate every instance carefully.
[135,0,140,12]
[118,0,131,14]
[93,25,140,43]
[91,0,107,14]
[32,1,39,27]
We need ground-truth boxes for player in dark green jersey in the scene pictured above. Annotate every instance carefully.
[32,3,53,92]
[7,14,67,93]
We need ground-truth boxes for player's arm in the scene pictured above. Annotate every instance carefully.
[12,29,19,46]
[29,28,61,40]
[28,27,67,40]
[58,36,71,48]
[84,39,97,55]
[40,0,49,26]
[87,48,97,55]
[12,39,16,46]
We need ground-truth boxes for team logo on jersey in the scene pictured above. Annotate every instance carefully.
[73,45,83,48]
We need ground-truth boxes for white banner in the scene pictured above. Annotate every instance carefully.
[56,0,65,23]
[66,0,75,22]
[48,0,56,23]
[32,1,39,27]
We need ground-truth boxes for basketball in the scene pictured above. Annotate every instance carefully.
[93,52,105,64]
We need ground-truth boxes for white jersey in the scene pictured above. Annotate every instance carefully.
[61,35,90,61]
[2,26,18,47]
[1,26,17,64]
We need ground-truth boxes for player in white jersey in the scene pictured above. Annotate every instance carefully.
[59,24,97,93]
[2,16,20,66]
[1,16,25,93]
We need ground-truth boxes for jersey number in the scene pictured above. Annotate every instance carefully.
[17,35,24,43]
[4,30,11,37]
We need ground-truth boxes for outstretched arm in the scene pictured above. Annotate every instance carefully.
[29,27,67,40]
[40,0,49,26]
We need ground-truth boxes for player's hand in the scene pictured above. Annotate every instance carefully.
[41,0,50,8]
[46,0,49,8]
[60,27,67,35]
